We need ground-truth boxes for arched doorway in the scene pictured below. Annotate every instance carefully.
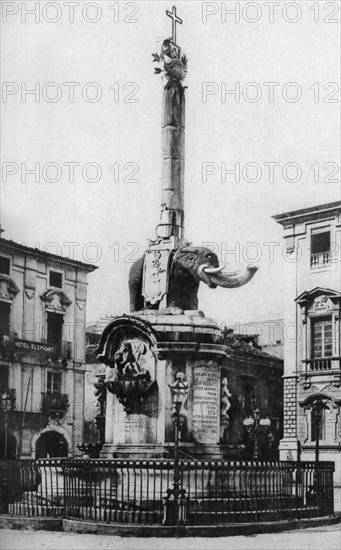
[0,431,17,459]
[35,430,68,458]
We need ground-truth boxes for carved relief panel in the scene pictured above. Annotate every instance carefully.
[106,336,157,414]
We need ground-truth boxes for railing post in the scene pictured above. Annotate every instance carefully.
[0,462,9,513]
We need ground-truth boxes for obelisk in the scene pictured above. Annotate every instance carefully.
[154,6,186,242]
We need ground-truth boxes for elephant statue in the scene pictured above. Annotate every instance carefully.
[129,246,258,312]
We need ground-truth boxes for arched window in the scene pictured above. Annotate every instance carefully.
[300,394,338,445]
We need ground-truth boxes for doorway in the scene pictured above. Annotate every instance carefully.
[35,430,68,458]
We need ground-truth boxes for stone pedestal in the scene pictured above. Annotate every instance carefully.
[279,438,300,461]
[97,311,226,459]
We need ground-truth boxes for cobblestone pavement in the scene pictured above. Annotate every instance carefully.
[1,524,340,550]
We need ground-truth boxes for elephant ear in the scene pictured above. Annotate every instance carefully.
[174,247,199,269]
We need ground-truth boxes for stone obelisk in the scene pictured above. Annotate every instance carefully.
[157,73,185,241]
[156,6,185,243]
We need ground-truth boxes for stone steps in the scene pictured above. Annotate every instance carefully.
[8,493,323,525]
[188,506,322,523]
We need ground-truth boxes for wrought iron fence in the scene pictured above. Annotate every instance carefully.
[0,459,335,524]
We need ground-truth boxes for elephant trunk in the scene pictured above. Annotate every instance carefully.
[199,264,258,289]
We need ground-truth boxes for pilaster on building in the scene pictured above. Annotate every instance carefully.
[273,201,341,510]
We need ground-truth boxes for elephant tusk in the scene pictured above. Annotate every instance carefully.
[209,265,258,288]
[202,265,226,274]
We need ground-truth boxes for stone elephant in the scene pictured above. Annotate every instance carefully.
[128,246,258,312]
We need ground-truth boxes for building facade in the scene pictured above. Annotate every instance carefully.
[0,236,97,458]
[273,201,341,510]
[228,319,284,359]
[220,331,283,459]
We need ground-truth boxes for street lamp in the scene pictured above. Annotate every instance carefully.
[311,396,328,464]
[163,372,189,525]
[243,408,271,460]
[1,390,13,460]
[170,372,189,459]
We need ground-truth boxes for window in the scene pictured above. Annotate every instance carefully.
[47,371,62,394]
[47,312,63,354]
[0,302,11,338]
[312,317,333,358]
[0,257,10,275]
[0,365,9,397]
[243,383,256,414]
[311,230,331,267]
[49,270,63,288]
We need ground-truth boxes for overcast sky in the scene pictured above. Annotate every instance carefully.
[2,0,340,328]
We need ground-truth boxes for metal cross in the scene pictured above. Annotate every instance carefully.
[166,6,182,45]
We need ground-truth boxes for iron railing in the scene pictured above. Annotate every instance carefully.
[0,459,335,524]
[42,340,72,361]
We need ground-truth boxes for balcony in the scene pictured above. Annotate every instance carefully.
[301,357,341,388]
[308,358,332,371]
[41,392,69,419]
[303,357,341,373]
[310,251,331,268]
[50,340,72,361]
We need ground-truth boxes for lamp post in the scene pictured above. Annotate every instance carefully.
[311,396,327,505]
[311,396,327,464]
[1,390,13,460]
[164,372,189,525]
[243,408,271,460]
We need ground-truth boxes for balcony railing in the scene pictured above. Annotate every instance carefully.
[41,393,69,418]
[51,341,72,361]
[309,358,331,371]
[305,357,341,372]
[310,251,331,268]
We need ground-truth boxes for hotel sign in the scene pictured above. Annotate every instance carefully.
[14,339,55,354]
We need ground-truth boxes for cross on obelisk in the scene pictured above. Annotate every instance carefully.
[166,5,182,45]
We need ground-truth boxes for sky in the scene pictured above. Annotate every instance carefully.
[1,0,340,328]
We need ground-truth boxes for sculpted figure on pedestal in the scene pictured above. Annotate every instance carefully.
[220,377,232,417]
[152,38,188,88]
